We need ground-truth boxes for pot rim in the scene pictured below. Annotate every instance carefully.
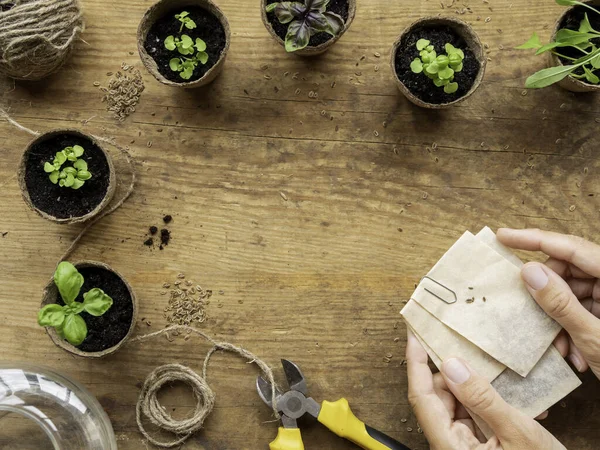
[40,260,138,358]
[18,129,117,225]
[260,0,357,56]
[390,16,487,109]
[137,0,231,88]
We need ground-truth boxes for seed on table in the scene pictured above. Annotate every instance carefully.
[401,418,407,423]
[407,427,413,432]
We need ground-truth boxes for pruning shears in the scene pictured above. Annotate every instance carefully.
[256,359,411,450]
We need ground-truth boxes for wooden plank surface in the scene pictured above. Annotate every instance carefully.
[1,0,600,448]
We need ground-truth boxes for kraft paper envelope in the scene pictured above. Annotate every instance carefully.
[411,231,561,377]
[401,299,506,381]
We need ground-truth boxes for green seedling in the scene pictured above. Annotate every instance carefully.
[410,40,464,94]
[38,262,113,346]
[168,40,209,80]
[518,0,600,88]
[43,145,92,189]
[265,0,345,52]
[175,11,196,33]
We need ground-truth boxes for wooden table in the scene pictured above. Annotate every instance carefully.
[1,0,599,448]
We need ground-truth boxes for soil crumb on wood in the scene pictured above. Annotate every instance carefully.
[265,0,349,48]
[56,266,134,352]
[394,25,480,104]
[24,133,110,219]
[144,6,226,83]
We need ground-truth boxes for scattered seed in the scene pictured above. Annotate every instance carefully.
[466,297,475,303]
[483,296,487,302]
[374,130,379,137]
[331,80,336,88]
[569,205,576,212]
[292,72,299,79]
[383,357,391,363]
[468,286,473,290]
[560,401,567,408]
[407,427,413,432]
[394,337,400,342]
[295,88,301,95]
[386,353,393,359]
[280,192,288,201]
[485,16,491,22]
[584,167,589,174]
[355,71,362,76]
[521,90,527,96]
[147,141,152,148]
[264,74,272,80]
[374,65,380,72]
[417,427,423,434]
[283,71,289,77]
[260,64,269,71]
[321,110,326,116]
[401,418,407,423]
[422,192,428,199]
[374,51,381,57]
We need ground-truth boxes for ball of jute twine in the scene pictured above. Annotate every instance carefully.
[132,326,280,448]
[0,0,84,80]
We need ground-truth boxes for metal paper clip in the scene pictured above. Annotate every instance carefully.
[421,275,457,305]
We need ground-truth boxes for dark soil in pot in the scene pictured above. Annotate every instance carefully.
[144,5,226,83]
[24,133,110,220]
[394,26,480,105]
[56,266,134,353]
[557,5,600,78]
[265,0,349,47]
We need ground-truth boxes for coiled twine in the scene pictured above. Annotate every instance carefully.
[0,0,84,80]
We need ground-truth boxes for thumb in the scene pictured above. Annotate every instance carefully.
[441,358,532,442]
[521,262,600,345]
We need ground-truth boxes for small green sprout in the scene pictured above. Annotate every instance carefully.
[38,262,113,346]
[175,11,196,33]
[266,0,345,52]
[410,40,464,94]
[517,0,600,88]
[43,145,92,189]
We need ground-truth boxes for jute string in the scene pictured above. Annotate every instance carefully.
[131,326,279,448]
[0,0,84,80]
[0,109,136,262]
[2,112,279,447]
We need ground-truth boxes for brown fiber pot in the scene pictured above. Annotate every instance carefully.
[18,129,116,225]
[261,0,356,56]
[391,17,486,109]
[40,261,138,358]
[551,1,600,93]
[138,0,231,88]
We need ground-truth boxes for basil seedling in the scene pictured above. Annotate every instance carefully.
[266,0,345,52]
[518,0,600,88]
[38,262,113,346]
[164,11,209,80]
[175,11,196,33]
[43,145,92,189]
[410,40,465,94]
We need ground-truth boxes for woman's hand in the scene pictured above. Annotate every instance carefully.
[406,329,566,450]
[497,228,600,380]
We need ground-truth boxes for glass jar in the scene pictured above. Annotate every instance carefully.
[0,363,117,449]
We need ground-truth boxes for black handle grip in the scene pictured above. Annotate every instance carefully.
[365,425,412,450]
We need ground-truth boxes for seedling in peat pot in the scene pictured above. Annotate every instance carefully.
[175,11,197,33]
[38,262,113,346]
[410,40,465,94]
[518,0,600,88]
[168,39,209,80]
[43,145,92,189]
[265,0,345,52]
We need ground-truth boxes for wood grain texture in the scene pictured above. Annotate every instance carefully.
[1,0,599,448]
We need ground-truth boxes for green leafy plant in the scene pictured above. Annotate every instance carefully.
[517,0,600,88]
[43,145,92,189]
[164,11,208,80]
[265,0,345,52]
[38,262,113,346]
[410,40,465,94]
[175,11,196,33]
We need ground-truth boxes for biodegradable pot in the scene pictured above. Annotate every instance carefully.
[40,261,138,358]
[391,17,486,109]
[261,0,356,56]
[18,129,116,225]
[138,0,231,88]
[551,1,600,93]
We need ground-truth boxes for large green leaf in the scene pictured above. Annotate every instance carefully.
[63,314,87,346]
[83,288,114,316]
[54,262,83,305]
[525,64,577,88]
[38,304,66,327]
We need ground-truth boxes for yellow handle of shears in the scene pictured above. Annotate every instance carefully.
[269,427,304,450]
[318,398,410,450]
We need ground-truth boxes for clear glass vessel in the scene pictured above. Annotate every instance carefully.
[0,363,117,450]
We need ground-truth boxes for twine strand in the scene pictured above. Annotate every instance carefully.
[131,326,280,448]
